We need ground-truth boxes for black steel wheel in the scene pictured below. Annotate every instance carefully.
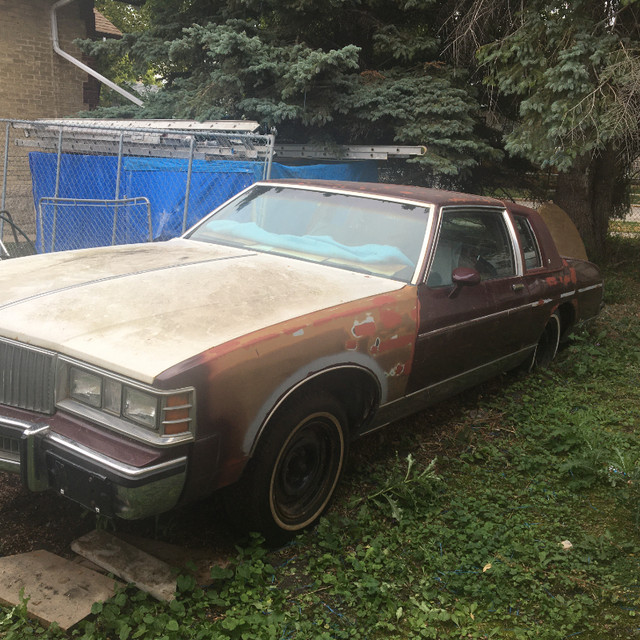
[224,393,348,544]
[533,311,561,368]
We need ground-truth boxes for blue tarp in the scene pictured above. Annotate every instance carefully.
[29,153,378,252]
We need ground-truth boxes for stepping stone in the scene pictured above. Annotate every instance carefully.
[71,530,176,601]
[115,532,231,586]
[0,549,123,630]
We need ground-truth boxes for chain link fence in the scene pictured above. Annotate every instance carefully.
[0,119,275,258]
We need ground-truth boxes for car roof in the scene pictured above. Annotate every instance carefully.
[259,179,507,208]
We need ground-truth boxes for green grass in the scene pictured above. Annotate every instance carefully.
[3,236,640,640]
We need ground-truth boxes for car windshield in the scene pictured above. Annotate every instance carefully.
[186,185,431,282]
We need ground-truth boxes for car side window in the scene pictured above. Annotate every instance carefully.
[427,209,516,287]
[514,215,542,270]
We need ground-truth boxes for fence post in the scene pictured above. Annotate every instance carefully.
[182,135,195,234]
[113,132,125,245]
[50,127,64,252]
[265,133,275,180]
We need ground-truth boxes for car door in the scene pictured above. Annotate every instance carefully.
[407,206,535,397]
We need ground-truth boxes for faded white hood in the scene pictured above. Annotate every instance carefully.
[0,239,404,383]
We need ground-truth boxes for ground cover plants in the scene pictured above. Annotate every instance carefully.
[2,232,640,639]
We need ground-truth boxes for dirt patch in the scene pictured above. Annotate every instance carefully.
[0,470,238,561]
[0,472,93,558]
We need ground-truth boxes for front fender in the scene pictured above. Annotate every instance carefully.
[157,285,418,496]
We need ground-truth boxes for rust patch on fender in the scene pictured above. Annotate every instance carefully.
[351,315,377,337]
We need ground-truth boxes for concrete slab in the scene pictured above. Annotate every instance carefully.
[71,530,176,601]
[115,532,231,586]
[0,549,123,630]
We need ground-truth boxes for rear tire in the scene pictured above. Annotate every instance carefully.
[532,311,561,369]
[224,392,348,545]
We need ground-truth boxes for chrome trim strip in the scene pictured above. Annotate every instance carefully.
[56,398,195,447]
[360,345,536,437]
[434,203,504,212]
[0,458,19,473]
[0,415,41,431]
[24,425,50,437]
[48,432,187,480]
[418,300,540,339]
[411,208,434,285]
[503,210,523,276]
[578,283,603,293]
[162,404,192,412]
[249,362,382,456]
[0,335,57,358]
[404,344,536,402]
[161,418,193,426]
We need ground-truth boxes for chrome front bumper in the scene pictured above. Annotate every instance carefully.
[0,416,187,520]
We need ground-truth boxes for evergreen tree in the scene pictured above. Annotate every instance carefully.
[79,0,497,183]
[447,0,640,257]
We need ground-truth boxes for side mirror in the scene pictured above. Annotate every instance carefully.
[449,267,481,298]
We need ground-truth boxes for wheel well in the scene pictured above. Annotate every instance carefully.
[269,367,380,440]
[557,302,576,341]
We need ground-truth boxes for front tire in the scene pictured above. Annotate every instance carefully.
[224,393,348,544]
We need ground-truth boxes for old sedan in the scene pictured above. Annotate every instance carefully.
[0,180,602,542]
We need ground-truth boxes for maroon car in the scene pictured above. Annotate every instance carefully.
[0,180,603,541]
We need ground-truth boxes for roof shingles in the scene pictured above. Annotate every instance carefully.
[94,9,121,38]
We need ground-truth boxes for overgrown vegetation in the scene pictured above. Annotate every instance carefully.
[2,235,640,639]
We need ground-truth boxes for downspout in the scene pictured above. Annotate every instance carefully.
[51,0,144,107]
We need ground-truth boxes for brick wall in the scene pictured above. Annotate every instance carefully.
[0,0,94,118]
[0,0,94,233]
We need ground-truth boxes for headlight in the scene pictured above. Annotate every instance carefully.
[123,387,158,429]
[59,361,195,438]
[70,367,102,408]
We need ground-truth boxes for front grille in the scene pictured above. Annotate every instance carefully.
[0,338,56,414]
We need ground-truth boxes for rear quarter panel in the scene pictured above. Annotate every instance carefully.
[565,258,603,322]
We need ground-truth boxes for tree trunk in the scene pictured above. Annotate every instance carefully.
[552,146,619,262]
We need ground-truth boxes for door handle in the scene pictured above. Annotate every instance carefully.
[512,283,525,292]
